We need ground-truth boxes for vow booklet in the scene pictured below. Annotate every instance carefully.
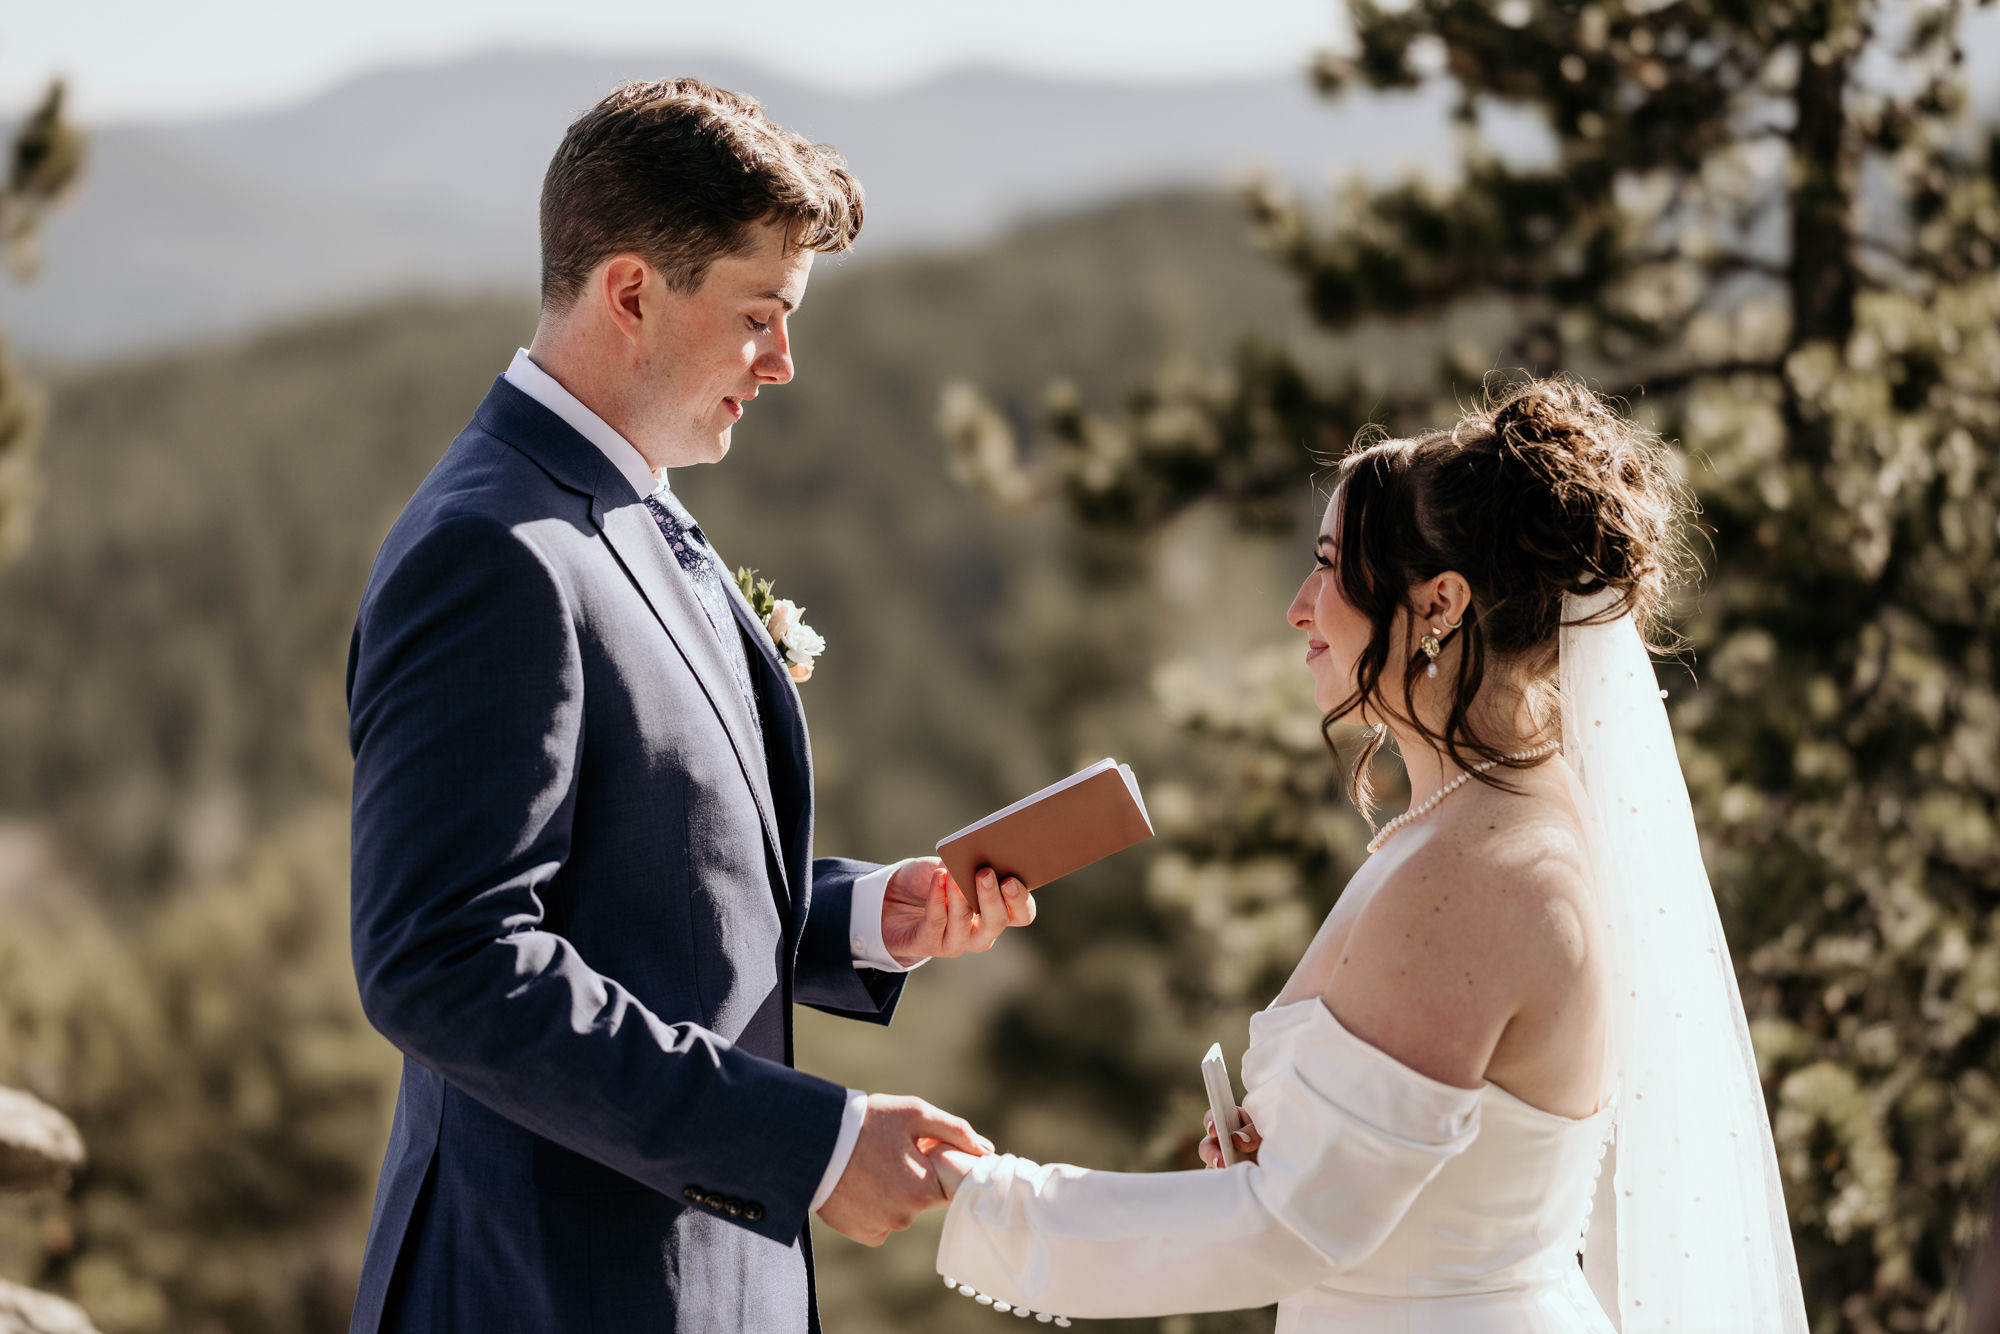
[936,758,1153,893]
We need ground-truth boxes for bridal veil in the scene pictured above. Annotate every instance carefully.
[1560,587,1808,1332]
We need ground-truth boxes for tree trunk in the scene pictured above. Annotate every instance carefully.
[1785,31,1861,467]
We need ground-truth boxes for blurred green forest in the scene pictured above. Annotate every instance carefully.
[0,189,1364,1333]
[944,2,2000,1331]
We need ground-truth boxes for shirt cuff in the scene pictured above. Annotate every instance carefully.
[810,1088,870,1215]
[849,858,929,974]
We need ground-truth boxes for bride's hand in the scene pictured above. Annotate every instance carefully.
[924,1145,981,1199]
[1199,1108,1261,1168]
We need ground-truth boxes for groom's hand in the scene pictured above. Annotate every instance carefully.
[881,860,1035,966]
[816,1094,992,1246]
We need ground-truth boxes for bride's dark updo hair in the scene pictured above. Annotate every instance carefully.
[1326,375,1689,816]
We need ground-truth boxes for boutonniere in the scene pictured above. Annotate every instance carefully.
[734,567,826,684]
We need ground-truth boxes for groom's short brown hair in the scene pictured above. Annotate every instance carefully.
[538,77,864,310]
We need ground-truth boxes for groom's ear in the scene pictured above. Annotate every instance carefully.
[597,253,657,343]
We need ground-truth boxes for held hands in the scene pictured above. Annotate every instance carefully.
[816,1094,993,1246]
[924,1144,979,1200]
[1198,1107,1262,1169]
[881,860,1036,967]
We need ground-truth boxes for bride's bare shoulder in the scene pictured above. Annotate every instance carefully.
[1433,781,1595,908]
[1322,786,1597,1088]
[1369,785,1593,935]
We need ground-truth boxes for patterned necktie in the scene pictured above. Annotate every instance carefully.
[644,487,764,748]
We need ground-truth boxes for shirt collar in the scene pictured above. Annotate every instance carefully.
[502,348,667,500]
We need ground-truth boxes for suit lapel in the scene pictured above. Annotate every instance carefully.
[472,376,800,910]
[726,581,808,771]
[727,582,816,936]
[594,493,792,905]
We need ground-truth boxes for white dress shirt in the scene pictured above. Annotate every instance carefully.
[502,349,925,1212]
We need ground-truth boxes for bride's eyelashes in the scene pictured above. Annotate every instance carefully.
[745,315,771,333]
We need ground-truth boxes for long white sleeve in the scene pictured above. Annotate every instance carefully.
[937,1156,1329,1320]
[936,998,1483,1322]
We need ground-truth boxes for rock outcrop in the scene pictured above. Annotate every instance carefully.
[0,1087,97,1334]
[0,1088,84,1193]
[0,1278,97,1334]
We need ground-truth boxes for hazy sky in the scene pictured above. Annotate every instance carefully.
[3,0,1346,123]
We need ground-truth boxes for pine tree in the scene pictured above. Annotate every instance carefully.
[944,2,2000,1326]
[0,80,84,565]
[0,74,96,1334]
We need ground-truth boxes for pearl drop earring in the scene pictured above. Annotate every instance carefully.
[1420,610,1464,679]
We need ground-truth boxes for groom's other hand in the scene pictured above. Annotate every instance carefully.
[882,860,1034,965]
[816,1094,992,1245]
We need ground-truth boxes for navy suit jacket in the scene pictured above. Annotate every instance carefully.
[345,378,906,1333]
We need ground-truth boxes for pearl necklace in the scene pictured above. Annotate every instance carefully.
[1365,742,1561,855]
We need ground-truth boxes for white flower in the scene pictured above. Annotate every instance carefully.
[780,612,826,662]
[765,599,826,682]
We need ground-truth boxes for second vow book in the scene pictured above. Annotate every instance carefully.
[936,758,1153,894]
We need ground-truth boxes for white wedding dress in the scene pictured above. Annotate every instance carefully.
[934,593,1810,1331]
[935,996,1616,1332]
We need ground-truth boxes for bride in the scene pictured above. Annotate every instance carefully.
[926,378,1808,1332]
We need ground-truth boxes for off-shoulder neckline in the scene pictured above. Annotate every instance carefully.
[1255,997,1615,1127]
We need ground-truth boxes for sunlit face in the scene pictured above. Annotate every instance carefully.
[1287,486,1407,718]
[632,220,812,465]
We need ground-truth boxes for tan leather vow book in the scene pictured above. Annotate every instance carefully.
[936,758,1153,893]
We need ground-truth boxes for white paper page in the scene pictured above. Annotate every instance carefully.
[936,757,1120,848]
[1119,764,1152,831]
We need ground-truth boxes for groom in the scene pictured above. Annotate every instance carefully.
[345,78,1033,1333]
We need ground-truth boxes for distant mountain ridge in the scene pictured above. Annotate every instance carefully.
[6,20,1995,363]
[0,49,1466,361]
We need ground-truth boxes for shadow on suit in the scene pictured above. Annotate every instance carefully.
[345,379,907,1332]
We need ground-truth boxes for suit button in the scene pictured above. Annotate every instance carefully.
[724,1200,743,1217]
[682,1186,701,1203]
[745,1203,764,1222]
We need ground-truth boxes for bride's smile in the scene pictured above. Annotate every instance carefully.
[1289,522,1388,717]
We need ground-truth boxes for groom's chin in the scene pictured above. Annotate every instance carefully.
[680,429,731,465]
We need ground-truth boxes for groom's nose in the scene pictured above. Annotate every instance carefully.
[754,321,795,385]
